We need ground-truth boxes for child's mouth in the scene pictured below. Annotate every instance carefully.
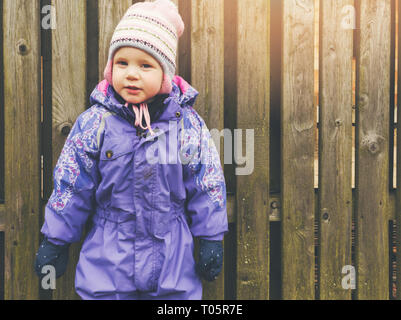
[126,86,142,94]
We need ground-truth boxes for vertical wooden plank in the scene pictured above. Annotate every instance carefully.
[51,0,87,300]
[389,0,396,300]
[389,0,396,194]
[0,231,4,300]
[98,0,132,82]
[191,0,225,300]
[236,0,270,300]
[169,0,190,79]
[0,204,4,231]
[355,0,391,300]
[177,0,191,81]
[0,0,4,205]
[319,0,353,300]
[281,0,315,299]
[3,0,41,299]
[86,0,100,106]
[396,0,401,301]
[191,0,224,129]
[0,204,4,302]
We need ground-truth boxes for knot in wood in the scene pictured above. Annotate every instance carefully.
[16,39,30,56]
[368,141,379,154]
[329,45,336,59]
[335,119,343,127]
[207,26,216,34]
[295,0,313,13]
[58,121,73,136]
[322,208,329,221]
[359,94,369,107]
[361,133,384,155]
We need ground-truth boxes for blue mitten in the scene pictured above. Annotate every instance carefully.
[34,238,70,279]
[196,239,223,282]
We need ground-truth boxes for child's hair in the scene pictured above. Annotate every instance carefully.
[103,0,185,95]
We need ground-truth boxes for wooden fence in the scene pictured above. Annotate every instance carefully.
[0,0,400,300]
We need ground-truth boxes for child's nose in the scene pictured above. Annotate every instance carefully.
[126,66,140,79]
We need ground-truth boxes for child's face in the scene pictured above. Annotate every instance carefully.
[112,47,164,104]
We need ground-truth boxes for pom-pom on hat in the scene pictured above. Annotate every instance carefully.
[103,0,184,94]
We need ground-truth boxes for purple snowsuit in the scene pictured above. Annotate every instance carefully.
[41,76,228,300]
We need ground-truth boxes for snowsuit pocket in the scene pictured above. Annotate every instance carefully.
[100,138,133,161]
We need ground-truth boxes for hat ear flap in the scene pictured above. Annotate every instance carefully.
[104,59,113,85]
[159,74,173,94]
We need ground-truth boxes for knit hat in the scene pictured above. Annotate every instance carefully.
[103,0,184,95]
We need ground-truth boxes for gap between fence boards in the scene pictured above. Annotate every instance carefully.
[0,204,4,231]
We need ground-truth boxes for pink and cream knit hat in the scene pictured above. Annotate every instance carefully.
[103,0,184,94]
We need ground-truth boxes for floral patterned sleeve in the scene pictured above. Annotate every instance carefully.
[41,106,106,245]
[180,107,228,241]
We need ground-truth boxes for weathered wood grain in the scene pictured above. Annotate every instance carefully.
[389,0,396,194]
[236,0,270,300]
[51,0,87,300]
[0,0,3,206]
[177,0,191,80]
[191,0,224,130]
[318,0,353,300]
[190,0,225,300]
[355,0,391,300]
[396,0,401,300]
[0,204,4,231]
[3,0,41,299]
[282,0,315,300]
[98,0,132,82]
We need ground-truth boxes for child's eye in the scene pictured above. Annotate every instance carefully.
[142,64,152,68]
[116,61,128,66]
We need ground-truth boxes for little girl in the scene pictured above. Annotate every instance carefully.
[34,0,228,300]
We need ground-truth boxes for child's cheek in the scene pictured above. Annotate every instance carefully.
[112,69,123,91]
